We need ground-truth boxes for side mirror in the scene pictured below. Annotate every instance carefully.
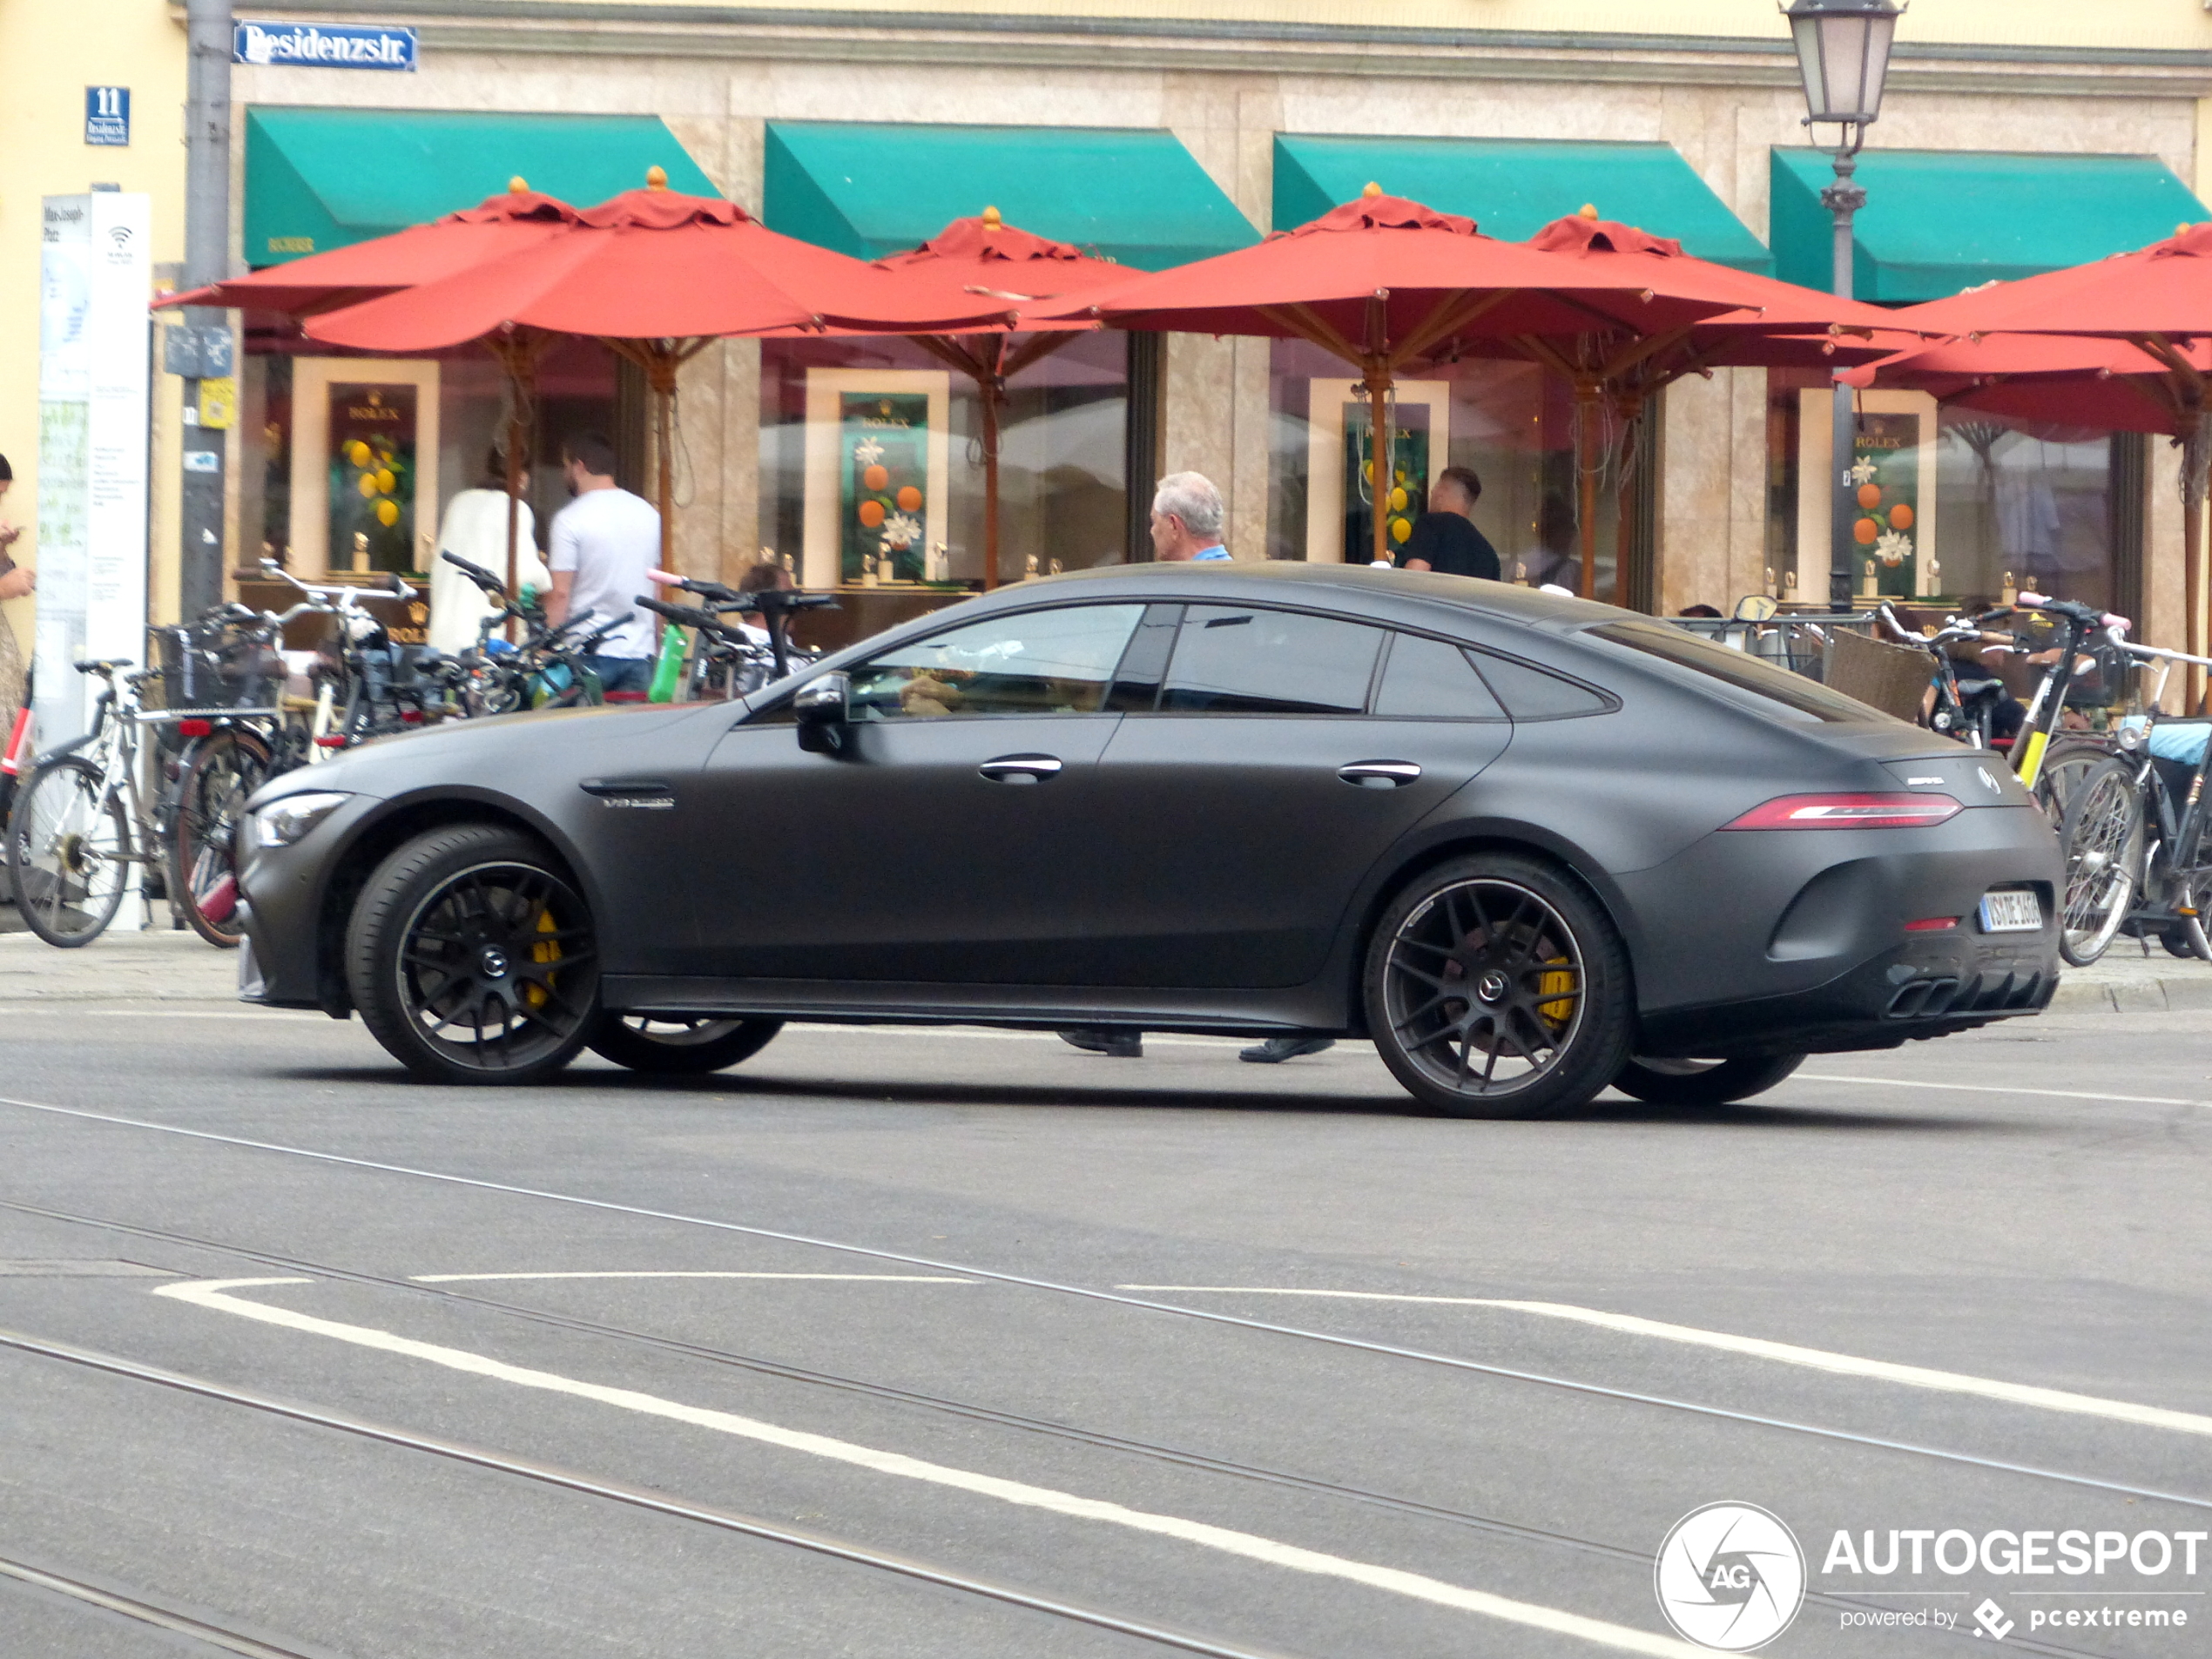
[793,671,851,754]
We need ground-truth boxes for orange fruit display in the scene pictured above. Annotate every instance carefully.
[1888,502,1914,531]
[1853,517,1878,544]
[862,463,890,492]
[858,500,886,529]
[896,485,923,512]
[1856,482,1882,509]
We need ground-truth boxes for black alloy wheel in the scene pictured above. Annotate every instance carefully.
[1365,853,1633,1119]
[347,824,599,1084]
[1611,1053,1806,1108]
[585,1014,784,1075]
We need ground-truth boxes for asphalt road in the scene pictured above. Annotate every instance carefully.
[0,961,2208,1659]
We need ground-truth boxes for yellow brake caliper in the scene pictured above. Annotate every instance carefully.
[523,907,561,1009]
[1537,955,1578,1029]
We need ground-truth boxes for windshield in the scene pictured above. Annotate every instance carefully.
[1587,621,1897,725]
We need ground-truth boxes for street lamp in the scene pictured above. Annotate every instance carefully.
[1784,0,1901,608]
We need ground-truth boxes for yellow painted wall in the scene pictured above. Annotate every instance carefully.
[0,0,186,645]
[536,0,2212,51]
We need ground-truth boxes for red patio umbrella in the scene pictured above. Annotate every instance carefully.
[1848,326,2212,698]
[1478,212,1915,602]
[1039,186,1751,575]
[862,208,1127,590]
[156,179,582,317]
[157,180,587,606]
[307,176,1010,572]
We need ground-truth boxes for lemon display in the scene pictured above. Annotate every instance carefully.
[1390,516,1412,543]
[1389,486,1408,512]
[374,469,396,495]
[374,498,400,528]
[356,474,379,499]
[346,440,371,468]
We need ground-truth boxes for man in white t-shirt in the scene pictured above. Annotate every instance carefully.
[545,431,658,694]
[428,448,550,653]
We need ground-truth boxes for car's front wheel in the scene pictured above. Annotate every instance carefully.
[1611,1054,1805,1107]
[585,1014,783,1074]
[1365,853,1633,1119]
[346,824,600,1084]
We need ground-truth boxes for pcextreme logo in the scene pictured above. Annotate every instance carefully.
[1654,1502,1807,1652]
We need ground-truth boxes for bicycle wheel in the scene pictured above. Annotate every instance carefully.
[166,729,272,948]
[2030,738,2112,825]
[2056,756,2146,966]
[7,756,131,947]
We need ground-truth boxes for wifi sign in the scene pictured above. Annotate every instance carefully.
[84,85,130,147]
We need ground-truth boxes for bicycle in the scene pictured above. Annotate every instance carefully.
[641,570,836,698]
[2054,638,2212,965]
[7,660,171,946]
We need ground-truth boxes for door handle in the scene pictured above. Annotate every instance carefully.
[1338,759,1422,789]
[978,754,1063,785]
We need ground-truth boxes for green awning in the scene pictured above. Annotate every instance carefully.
[763,122,1258,271]
[244,108,720,266]
[1273,135,1770,272]
[1770,148,2212,303]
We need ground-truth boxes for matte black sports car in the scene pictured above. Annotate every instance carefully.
[237,564,2061,1116]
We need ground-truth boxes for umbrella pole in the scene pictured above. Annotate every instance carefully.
[1365,364,1392,566]
[654,361,677,571]
[982,374,1002,590]
[2189,415,2209,713]
[1575,378,1600,602]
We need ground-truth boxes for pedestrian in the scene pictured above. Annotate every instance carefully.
[428,447,550,653]
[1061,469,1333,1064]
[545,432,659,695]
[1397,465,1501,581]
[1149,472,1234,562]
[0,453,37,757]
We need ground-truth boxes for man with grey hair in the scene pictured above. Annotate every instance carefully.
[1150,471,1232,562]
[1060,466,1334,1066]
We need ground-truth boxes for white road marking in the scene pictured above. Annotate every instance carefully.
[1798,1072,2207,1109]
[157,1277,1703,1658]
[1120,1288,2212,1439]
[415,1283,968,1291]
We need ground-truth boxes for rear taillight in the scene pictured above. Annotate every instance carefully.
[1723,792,1962,830]
[176,718,213,738]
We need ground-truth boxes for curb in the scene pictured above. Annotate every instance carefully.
[2047,972,2212,1013]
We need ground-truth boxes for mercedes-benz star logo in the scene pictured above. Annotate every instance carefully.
[1653,1501,1805,1652]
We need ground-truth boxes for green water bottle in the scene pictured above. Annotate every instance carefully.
[647,620,689,704]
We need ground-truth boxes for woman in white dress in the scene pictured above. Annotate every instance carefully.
[428,448,550,653]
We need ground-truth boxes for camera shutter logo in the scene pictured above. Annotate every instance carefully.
[1654,1501,1806,1651]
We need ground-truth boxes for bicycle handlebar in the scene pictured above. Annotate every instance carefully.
[440,550,509,597]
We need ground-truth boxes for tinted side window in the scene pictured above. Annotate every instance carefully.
[1471,651,1611,719]
[848,604,1145,719]
[1374,633,1507,719]
[1159,607,1385,715]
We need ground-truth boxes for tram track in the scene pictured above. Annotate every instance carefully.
[0,1552,334,1659]
[0,1195,2127,1659]
[4,1093,2209,1516]
[0,1322,1306,1659]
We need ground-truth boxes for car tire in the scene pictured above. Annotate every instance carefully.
[1611,1054,1805,1107]
[1364,852,1634,1119]
[346,823,599,1085]
[586,1014,783,1075]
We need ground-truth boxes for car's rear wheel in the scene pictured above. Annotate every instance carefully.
[1365,853,1632,1119]
[346,824,599,1084]
[1612,1053,1805,1107]
[586,1014,783,1074]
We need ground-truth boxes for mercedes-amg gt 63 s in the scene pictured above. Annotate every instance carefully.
[236,564,2061,1116]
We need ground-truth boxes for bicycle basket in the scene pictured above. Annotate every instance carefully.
[151,623,282,710]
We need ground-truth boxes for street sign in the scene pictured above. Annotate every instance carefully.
[161,324,235,379]
[232,20,418,71]
[84,86,130,146]
[197,377,238,431]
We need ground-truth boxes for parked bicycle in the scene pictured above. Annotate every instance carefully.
[2054,637,2212,964]
[640,569,836,698]
[436,552,631,712]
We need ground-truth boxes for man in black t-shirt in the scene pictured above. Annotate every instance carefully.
[1398,466,1501,581]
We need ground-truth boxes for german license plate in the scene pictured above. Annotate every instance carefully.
[1979,890,2042,932]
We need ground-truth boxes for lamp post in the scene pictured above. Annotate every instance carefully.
[1784,0,1901,609]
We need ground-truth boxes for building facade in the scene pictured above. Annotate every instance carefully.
[6,1,2212,659]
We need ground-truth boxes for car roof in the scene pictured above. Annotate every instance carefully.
[986,561,1628,632]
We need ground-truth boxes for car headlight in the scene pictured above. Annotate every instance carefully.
[252,792,351,848]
